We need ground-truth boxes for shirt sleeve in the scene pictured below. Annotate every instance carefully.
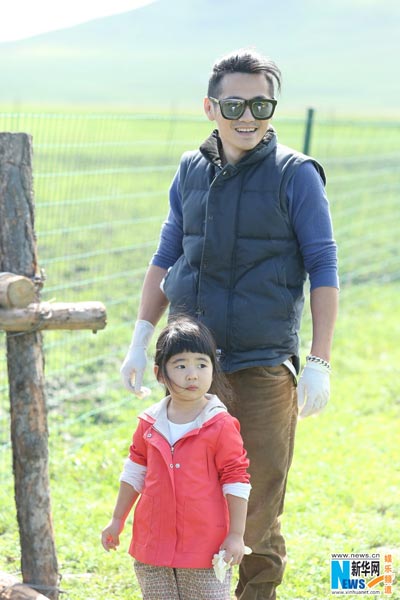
[215,416,251,487]
[287,161,339,290]
[151,168,184,269]
[119,457,147,493]
[222,482,251,500]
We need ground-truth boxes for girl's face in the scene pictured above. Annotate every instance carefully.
[157,351,213,402]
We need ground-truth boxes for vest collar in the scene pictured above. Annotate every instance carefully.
[200,127,277,169]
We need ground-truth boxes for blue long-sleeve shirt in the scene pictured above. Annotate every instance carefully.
[152,161,338,291]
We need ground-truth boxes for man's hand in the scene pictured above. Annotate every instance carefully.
[297,356,331,418]
[120,320,155,394]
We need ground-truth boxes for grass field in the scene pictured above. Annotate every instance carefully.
[0,109,399,599]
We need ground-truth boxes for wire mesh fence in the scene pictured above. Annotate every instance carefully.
[0,109,399,467]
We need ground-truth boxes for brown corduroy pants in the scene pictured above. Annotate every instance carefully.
[226,365,298,600]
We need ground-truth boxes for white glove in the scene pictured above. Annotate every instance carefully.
[297,357,331,418]
[120,320,155,394]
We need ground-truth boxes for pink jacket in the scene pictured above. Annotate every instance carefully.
[127,394,250,568]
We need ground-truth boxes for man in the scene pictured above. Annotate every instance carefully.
[121,49,338,599]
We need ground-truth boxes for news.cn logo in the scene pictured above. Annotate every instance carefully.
[330,553,394,595]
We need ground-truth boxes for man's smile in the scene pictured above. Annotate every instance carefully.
[235,126,258,133]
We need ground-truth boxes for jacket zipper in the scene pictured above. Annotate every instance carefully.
[152,425,175,458]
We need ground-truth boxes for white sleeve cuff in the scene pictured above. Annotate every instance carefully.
[222,482,251,500]
[119,458,147,493]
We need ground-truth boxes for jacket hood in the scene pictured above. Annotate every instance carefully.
[138,394,228,441]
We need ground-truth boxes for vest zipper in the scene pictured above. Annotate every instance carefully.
[196,166,222,317]
[224,175,243,366]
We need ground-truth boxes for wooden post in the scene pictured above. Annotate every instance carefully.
[0,133,59,599]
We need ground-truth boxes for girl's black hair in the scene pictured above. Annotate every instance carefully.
[154,315,233,406]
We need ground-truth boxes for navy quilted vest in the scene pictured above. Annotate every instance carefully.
[163,129,325,372]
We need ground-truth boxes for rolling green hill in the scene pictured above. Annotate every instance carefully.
[0,0,399,114]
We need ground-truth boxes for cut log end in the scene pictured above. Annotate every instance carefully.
[0,572,50,599]
[0,274,36,309]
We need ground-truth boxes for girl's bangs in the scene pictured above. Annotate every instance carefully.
[164,332,214,362]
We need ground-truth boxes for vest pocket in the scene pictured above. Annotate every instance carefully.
[163,255,198,311]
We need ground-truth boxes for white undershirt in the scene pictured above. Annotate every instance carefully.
[167,418,197,445]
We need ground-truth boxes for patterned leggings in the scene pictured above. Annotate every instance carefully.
[134,560,232,600]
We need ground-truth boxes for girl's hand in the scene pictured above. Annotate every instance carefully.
[220,532,246,565]
[101,517,124,552]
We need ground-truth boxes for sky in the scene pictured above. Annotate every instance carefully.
[0,0,156,43]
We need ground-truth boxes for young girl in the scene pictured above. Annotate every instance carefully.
[101,316,251,600]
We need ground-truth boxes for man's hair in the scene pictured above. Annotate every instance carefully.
[207,48,282,98]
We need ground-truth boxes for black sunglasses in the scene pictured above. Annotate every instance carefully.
[209,96,277,120]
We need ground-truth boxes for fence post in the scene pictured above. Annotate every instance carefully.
[303,107,315,155]
[0,132,59,599]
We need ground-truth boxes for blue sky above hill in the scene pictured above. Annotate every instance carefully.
[0,0,156,42]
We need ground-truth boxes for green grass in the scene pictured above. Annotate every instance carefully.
[1,284,399,599]
[0,109,399,599]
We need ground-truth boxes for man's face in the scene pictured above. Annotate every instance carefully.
[204,72,274,165]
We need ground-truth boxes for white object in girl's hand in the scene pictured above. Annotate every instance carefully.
[212,546,252,582]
